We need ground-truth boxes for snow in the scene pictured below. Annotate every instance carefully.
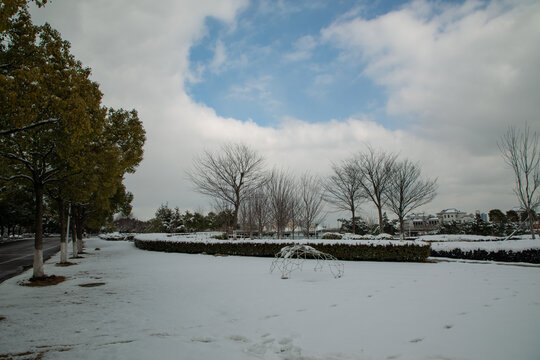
[416,234,540,252]
[134,233,424,247]
[0,237,539,360]
[418,234,502,242]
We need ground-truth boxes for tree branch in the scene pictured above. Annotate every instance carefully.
[0,118,59,136]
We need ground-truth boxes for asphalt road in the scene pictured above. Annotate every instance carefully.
[0,237,61,283]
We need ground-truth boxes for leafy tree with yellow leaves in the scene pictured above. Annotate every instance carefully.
[1,4,145,278]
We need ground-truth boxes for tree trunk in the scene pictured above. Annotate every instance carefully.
[351,207,356,235]
[399,217,405,241]
[377,206,384,235]
[233,202,239,238]
[33,183,45,279]
[529,210,536,240]
[58,199,68,263]
[74,207,84,253]
[71,205,78,258]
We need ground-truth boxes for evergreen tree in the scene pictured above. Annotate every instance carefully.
[488,209,507,223]
[1,7,103,278]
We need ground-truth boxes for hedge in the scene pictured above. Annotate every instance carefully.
[134,239,431,262]
[430,248,540,264]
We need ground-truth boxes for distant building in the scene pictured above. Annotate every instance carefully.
[436,208,474,225]
[403,213,440,236]
[476,211,488,223]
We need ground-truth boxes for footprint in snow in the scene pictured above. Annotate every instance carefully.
[191,337,215,343]
[228,335,249,343]
[409,338,424,343]
[444,324,453,329]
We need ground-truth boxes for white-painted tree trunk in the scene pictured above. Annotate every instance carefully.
[72,231,78,258]
[61,206,70,263]
[60,242,67,263]
[33,249,44,278]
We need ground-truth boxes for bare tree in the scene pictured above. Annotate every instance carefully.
[289,190,302,240]
[323,157,365,234]
[239,201,255,238]
[249,188,270,238]
[356,146,398,234]
[385,159,438,240]
[187,143,266,232]
[299,172,326,237]
[499,125,540,239]
[266,168,297,239]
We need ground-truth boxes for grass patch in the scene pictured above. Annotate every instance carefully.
[55,262,77,267]
[78,282,106,287]
[0,351,32,358]
[20,275,67,287]
[0,350,44,359]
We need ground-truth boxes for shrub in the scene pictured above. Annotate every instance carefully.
[430,248,540,263]
[211,232,228,240]
[321,233,342,240]
[134,239,431,262]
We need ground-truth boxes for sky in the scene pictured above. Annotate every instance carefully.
[30,0,540,225]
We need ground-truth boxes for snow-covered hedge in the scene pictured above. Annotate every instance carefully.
[430,239,540,263]
[134,234,430,262]
[320,233,396,240]
[418,234,502,242]
[99,233,134,241]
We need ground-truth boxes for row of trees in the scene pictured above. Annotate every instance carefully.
[0,1,146,278]
[439,210,536,237]
[186,123,539,240]
[114,205,235,234]
[324,146,437,240]
[187,143,438,240]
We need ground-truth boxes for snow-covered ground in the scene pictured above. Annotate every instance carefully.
[1,237,539,360]
[416,234,540,252]
[418,234,503,242]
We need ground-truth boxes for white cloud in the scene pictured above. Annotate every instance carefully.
[30,0,531,221]
[284,35,317,61]
[321,0,540,153]
[209,40,228,73]
[227,75,282,111]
